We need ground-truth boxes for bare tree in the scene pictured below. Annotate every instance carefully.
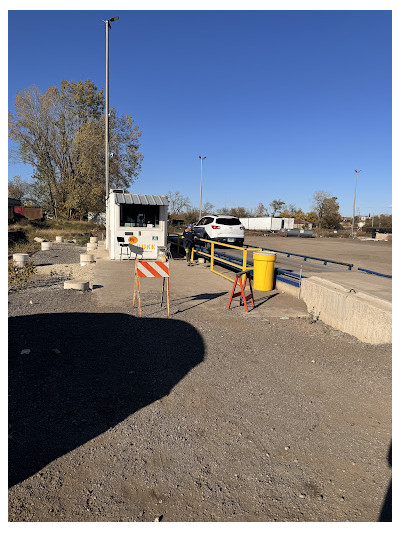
[312,190,331,229]
[166,191,191,215]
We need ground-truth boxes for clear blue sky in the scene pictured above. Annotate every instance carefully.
[8,9,392,216]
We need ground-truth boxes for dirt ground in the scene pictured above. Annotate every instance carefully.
[8,244,392,522]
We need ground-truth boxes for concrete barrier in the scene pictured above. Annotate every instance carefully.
[87,242,97,251]
[64,280,90,291]
[80,253,95,266]
[13,253,29,268]
[41,242,51,251]
[90,236,98,243]
[300,277,391,344]
[55,236,64,243]
[375,233,391,241]
[33,237,45,243]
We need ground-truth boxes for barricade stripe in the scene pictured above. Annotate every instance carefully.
[139,261,164,277]
[136,261,170,278]
[150,262,169,277]
[137,263,154,277]
[156,261,170,275]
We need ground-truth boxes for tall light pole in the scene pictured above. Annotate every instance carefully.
[351,169,361,238]
[199,156,206,219]
[103,16,119,250]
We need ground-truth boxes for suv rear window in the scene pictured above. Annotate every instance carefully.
[216,217,241,225]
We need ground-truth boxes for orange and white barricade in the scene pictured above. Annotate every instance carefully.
[133,260,170,317]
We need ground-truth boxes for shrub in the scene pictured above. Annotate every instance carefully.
[8,261,37,288]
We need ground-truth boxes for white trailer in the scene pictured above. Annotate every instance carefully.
[109,191,169,260]
[239,217,294,231]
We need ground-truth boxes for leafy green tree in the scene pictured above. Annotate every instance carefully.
[304,211,319,227]
[269,199,286,217]
[9,80,143,219]
[229,206,250,218]
[321,197,341,229]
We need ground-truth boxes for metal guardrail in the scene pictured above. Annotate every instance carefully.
[246,245,354,270]
[169,234,391,286]
[168,234,305,287]
[357,267,392,279]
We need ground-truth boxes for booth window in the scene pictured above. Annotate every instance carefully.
[120,204,160,228]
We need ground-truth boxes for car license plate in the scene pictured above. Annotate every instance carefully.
[227,238,235,242]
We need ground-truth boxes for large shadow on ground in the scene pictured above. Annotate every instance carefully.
[8,313,204,488]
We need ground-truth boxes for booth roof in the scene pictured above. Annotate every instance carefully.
[112,193,169,206]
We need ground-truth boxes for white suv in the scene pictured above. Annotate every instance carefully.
[193,215,245,247]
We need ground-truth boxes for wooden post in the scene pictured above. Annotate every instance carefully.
[161,278,165,307]
[167,276,170,317]
[132,259,137,306]
[137,276,141,317]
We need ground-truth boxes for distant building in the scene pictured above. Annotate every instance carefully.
[8,198,21,222]
[293,218,312,229]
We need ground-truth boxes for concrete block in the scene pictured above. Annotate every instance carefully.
[87,242,97,250]
[301,276,391,344]
[375,233,391,241]
[198,257,205,264]
[34,237,45,243]
[80,253,95,266]
[90,236,98,243]
[13,253,29,267]
[41,241,52,251]
[55,236,64,243]
[64,280,90,291]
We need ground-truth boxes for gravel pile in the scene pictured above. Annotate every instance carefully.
[30,242,87,266]
[8,242,96,297]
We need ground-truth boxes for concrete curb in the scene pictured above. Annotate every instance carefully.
[300,276,391,344]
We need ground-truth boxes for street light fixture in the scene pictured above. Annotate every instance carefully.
[103,15,119,250]
[199,156,206,219]
[351,169,361,239]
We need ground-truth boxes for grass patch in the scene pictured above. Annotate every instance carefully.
[8,219,104,253]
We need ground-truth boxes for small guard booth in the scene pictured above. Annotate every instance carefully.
[109,190,169,260]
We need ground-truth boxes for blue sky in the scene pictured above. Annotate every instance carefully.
[8,8,392,216]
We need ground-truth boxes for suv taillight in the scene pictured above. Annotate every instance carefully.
[211,225,220,229]
[240,226,245,230]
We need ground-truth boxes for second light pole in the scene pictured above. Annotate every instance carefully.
[199,155,206,219]
[351,169,361,239]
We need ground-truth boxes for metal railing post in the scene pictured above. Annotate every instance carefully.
[242,248,248,284]
[210,242,215,272]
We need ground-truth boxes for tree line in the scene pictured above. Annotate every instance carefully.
[8,80,143,219]
[167,190,344,229]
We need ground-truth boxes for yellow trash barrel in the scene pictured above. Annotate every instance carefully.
[253,252,276,291]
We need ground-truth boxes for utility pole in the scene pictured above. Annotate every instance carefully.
[351,169,361,239]
[103,16,119,250]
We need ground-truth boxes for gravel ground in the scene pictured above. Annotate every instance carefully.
[8,244,392,522]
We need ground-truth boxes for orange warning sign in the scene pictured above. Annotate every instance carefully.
[128,235,138,244]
